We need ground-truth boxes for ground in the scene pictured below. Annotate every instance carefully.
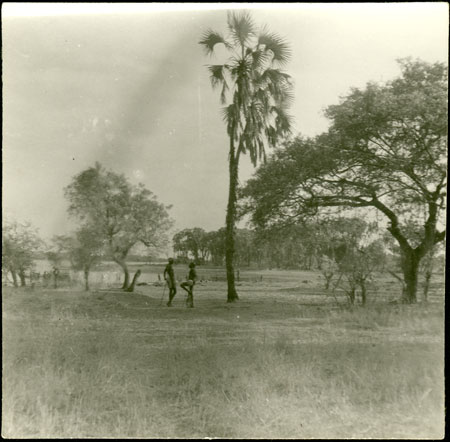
[2,269,445,439]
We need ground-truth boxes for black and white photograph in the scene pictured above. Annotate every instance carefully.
[2,2,447,439]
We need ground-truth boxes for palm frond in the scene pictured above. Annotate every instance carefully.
[253,88,271,113]
[262,68,292,85]
[271,84,295,109]
[199,29,231,55]
[258,30,291,66]
[220,104,233,124]
[255,69,292,104]
[201,16,293,166]
[208,65,227,87]
[256,136,267,163]
[227,10,256,48]
[221,104,240,139]
[208,65,231,104]
[220,82,229,105]
[277,87,295,109]
[250,49,271,72]
[260,69,294,107]
[265,125,278,147]
[272,106,294,135]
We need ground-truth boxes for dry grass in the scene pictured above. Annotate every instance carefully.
[2,274,445,439]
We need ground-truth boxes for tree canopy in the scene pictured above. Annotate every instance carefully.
[173,228,210,264]
[54,226,106,291]
[64,163,173,289]
[242,59,447,303]
[2,220,42,287]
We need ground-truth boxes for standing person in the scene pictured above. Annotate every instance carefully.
[181,262,197,308]
[164,258,177,307]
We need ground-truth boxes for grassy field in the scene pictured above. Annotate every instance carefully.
[2,269,445,439]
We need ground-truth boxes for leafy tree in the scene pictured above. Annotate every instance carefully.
[205,229,226,266]
[46,238,69,288]
[337,239,386,305]
[253,224,311,270]
[46,251,63,270]
[384,226,443,302]
[55,226,105,291]
[2,220,42,287]
[173,228,210,264]
[234,229,256,268]
[200,11,293,302]
[172,231,190,262]
[243,59,447,303]
[64,163,173,289]
[307,217,375,292]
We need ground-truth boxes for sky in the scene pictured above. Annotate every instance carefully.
[2,2,449,244]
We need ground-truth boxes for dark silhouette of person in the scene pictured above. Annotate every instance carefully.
[181,262,197,308]
[164,258,177,306]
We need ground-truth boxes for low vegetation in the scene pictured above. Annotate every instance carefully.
[2,270,444,439]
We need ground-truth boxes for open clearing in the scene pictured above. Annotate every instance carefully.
[2,270,445,439]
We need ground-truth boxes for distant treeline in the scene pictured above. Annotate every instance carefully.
[171,222,445,273]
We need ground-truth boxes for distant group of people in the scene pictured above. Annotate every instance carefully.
[163,258,197,308]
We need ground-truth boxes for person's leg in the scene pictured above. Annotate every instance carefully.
[167,285,177,306]
[187,287,194,308]
[181,282,190,306]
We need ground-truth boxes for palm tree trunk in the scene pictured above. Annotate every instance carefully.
[225,143,239,302]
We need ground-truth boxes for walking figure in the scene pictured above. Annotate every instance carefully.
[181,262,197,308]
[164,258,177,307]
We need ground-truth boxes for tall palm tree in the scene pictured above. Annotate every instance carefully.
[200,11,293,302]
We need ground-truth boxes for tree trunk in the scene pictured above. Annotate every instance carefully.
[126,270,141,292]
[375,196,445,304]
[400,249,420,304]
[422,270,432,302]
[316,256,322,271]
[348,288,355,305]
[10,270,18,288]
[225,144,239,303]
[122,267,130,289]
[360,283,367,306]
[421,250,435,303]
[323,271,333,290]
[19,269,26,287]
[84,269,90,291]
[114,258,130,290]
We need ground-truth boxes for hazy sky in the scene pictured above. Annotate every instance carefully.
[2,3,448,242]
